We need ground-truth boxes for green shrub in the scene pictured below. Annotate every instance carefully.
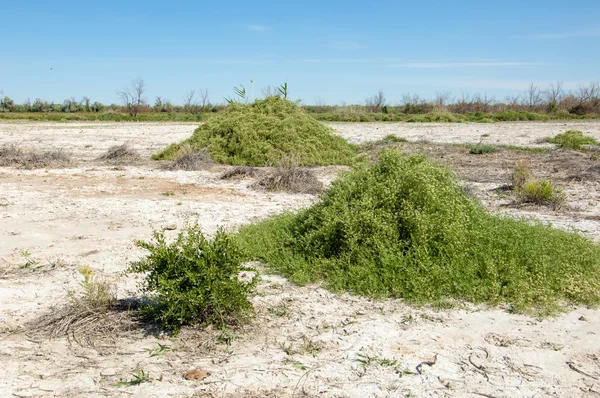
[237,150,600,315]
[546,130,598,150]
[516,179,565,208]
[465,143,497,154]
[406,112,465,123]
[129,224,255,333]
[154,97,357,166]
[491,111,549,122]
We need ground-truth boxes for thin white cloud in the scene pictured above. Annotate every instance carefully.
[516,27,600,39]
[387,61,541,68]
[330,40,367,51]
[299,58,380,64]
[297,59,541,68]
[246,24,269,32]
[368,77,589,91]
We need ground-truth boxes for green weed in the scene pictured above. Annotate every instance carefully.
[75,265,116,309]
[145,343,171,357]
[267,307,288,317]
[237,149,600,315]
[282,358,309,370]
[113,369,151,387]
[465,143,497,154]
[516,179,565,209]
[546,130,598,150]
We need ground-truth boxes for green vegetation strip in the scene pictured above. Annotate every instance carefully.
[3,110,598,124]
[237,150,600,315]
[311,110,599,123]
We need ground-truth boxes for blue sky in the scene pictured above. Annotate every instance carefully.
[1,0,599,105]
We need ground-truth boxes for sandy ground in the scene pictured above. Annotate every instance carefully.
[1,121,600,397]
[331,120,600,146]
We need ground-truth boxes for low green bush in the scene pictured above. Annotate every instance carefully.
[546,130,598,150]
[237,149,600,315]
[129,224,255,333]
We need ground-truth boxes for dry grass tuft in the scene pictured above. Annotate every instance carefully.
[251,166,323,194]
[163,143,213,171]
[0,144,72,169]
[220,166,262,180]
[98,143,141,162]
[511,160,533,189]
[27,266,140,345]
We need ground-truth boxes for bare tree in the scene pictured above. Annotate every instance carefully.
[453,92,471,113]
[505,94,521,109]
[183,90,198,114]
[314,97,327,112]
[544,81,564,106]
[576,82,600,113]
[81,96,91,112]
[577,82,600,103]
[365,89,386,112]
[198,89,210,110]
[434,91,452,111]
[522,82,542,108]
[117,77,147,117]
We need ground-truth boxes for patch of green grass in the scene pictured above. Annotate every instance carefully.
[546,130,598,150]
[237,149,600,316]
[282,358,309,370]
[465,143,498,154]
[489,110,549,122]
[154,96,357,166]
[160,191,175,196]
[267,306,288,317]
[382,134,407,143]
[0,111,207,122]
[497,145,552,153]
[516,179,565,209]
[311,110,599,123]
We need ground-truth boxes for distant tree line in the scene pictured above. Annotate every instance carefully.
[305,82,600,116]
[1,80,599,117]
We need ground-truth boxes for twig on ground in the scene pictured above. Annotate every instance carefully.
[416,354,438,375]
[567,361,599,380]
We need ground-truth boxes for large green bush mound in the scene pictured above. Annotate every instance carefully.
[154,96,357,166]
[238,149,600,314]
